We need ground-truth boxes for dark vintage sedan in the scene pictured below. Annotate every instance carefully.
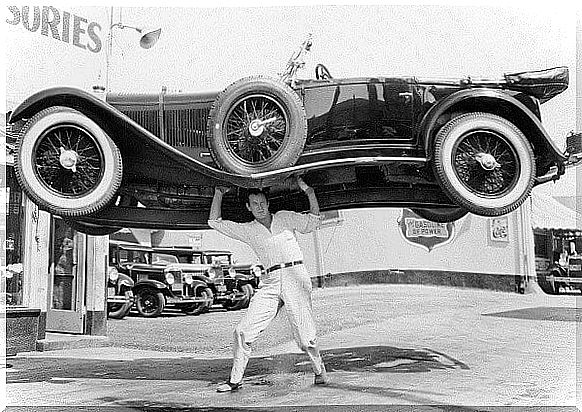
[9,36,580,232]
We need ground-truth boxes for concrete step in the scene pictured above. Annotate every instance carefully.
[36,332,111,352]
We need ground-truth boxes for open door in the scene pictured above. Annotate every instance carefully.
[46,217,85,333]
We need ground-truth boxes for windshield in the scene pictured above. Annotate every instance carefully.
[205,254,231,266]
[152,253,179,265]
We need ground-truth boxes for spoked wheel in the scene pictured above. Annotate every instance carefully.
[433,112,534,217]
[207,76,307,175]
[181,287,213,316]
[136,289,165,318]
[15,106,122,217]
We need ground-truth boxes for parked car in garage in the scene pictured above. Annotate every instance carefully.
[153,247,262,311]
[106,266,134,320]
[109,241,213,317]
[9,35,580,231]
[538,253,582,295]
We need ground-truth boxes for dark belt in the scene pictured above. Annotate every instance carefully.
[266,260,303,274]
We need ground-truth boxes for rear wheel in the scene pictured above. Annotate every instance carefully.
[15,106,122,216]
[411,207,469,223]
[136,289,165,317]
[433,112,534,217]
[207,76,307,175]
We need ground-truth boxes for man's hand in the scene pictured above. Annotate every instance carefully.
[215,186,231,196]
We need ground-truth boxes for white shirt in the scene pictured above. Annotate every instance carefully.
[208,211,321,269]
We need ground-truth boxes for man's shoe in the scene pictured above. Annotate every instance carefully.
[314,366,328,385]
[216,381,242,392]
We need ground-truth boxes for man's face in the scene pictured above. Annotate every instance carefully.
[246,193,269,220]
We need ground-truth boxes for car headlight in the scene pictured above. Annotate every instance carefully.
[206,268,215,279]
[251,265,262,277]
[228,268,237,277]
[108,267,119,282]
[165,272,175,285]
[184,273,194,285]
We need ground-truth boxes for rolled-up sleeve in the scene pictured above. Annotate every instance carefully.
[207,218,247,242]
[282,211,321,234]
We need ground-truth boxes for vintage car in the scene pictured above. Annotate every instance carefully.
[106,266,134,320]
[153,247,262,311]
[9,36,581,231]
[109,241,213,317]
[538,253,582,295]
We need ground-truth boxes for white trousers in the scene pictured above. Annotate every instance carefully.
[230,264,324,384]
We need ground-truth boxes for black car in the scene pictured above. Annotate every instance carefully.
[9,36,580,231]
[153,247,262,311]
[109,241,213,317]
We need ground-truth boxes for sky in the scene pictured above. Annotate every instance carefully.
[2,1,580,197]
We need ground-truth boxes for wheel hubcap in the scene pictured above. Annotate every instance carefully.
[475,152,500,171]
[59,148,79,172]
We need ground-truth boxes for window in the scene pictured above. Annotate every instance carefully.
[6,166,24,306]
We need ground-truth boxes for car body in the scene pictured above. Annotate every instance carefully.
[9,36,580,231]
[106,267,134,320]
[538,254,582,294]
[153,247,262,311]
[108,240,213,317]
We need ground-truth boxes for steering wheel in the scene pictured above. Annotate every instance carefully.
[315,63,333,80]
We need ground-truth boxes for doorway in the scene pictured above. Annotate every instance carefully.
[46,217,86,333]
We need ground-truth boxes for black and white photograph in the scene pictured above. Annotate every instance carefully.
[2,1,581,410]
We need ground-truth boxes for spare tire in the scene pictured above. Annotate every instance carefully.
[207,76,307,175]
[15,106,122,217]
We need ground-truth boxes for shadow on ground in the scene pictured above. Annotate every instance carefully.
[7,345,468,384]
[482,306,582,322]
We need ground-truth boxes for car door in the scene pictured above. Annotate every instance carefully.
[302,77,414,152]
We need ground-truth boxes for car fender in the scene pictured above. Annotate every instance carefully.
[420,88,566,167]
[547,263,567,277]
[117,273,135,289]
[133,279,168,292]
[8,87,257,188]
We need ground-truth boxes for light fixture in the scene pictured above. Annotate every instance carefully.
[110,23,162,49]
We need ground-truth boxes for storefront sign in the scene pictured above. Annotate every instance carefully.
[398,209,455,252]
[6,6,102,53]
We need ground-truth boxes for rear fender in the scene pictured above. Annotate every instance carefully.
[420,89,567,172]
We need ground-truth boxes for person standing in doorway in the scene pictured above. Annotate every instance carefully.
[208,177,328,392]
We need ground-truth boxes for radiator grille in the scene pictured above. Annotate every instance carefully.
[164,108,208,148]
[122,108,209,149]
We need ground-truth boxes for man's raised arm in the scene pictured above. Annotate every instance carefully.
[209,187,230,221]
[297,177,319,215]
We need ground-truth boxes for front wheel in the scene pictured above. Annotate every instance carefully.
[223,283,254,311]
[15,106,123,217]
[181,287,213,316]
[108,290,134,320]
[207,76,307,175]
[136,289,165,317]
[432,112,534,217]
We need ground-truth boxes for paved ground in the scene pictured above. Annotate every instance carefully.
[4,284,582,410]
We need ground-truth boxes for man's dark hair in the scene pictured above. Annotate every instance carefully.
[246,188,269,203]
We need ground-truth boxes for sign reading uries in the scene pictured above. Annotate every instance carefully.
[6,5,103,53]
[398,209,456,252]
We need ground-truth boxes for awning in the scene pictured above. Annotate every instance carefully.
[530,191,582,232]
